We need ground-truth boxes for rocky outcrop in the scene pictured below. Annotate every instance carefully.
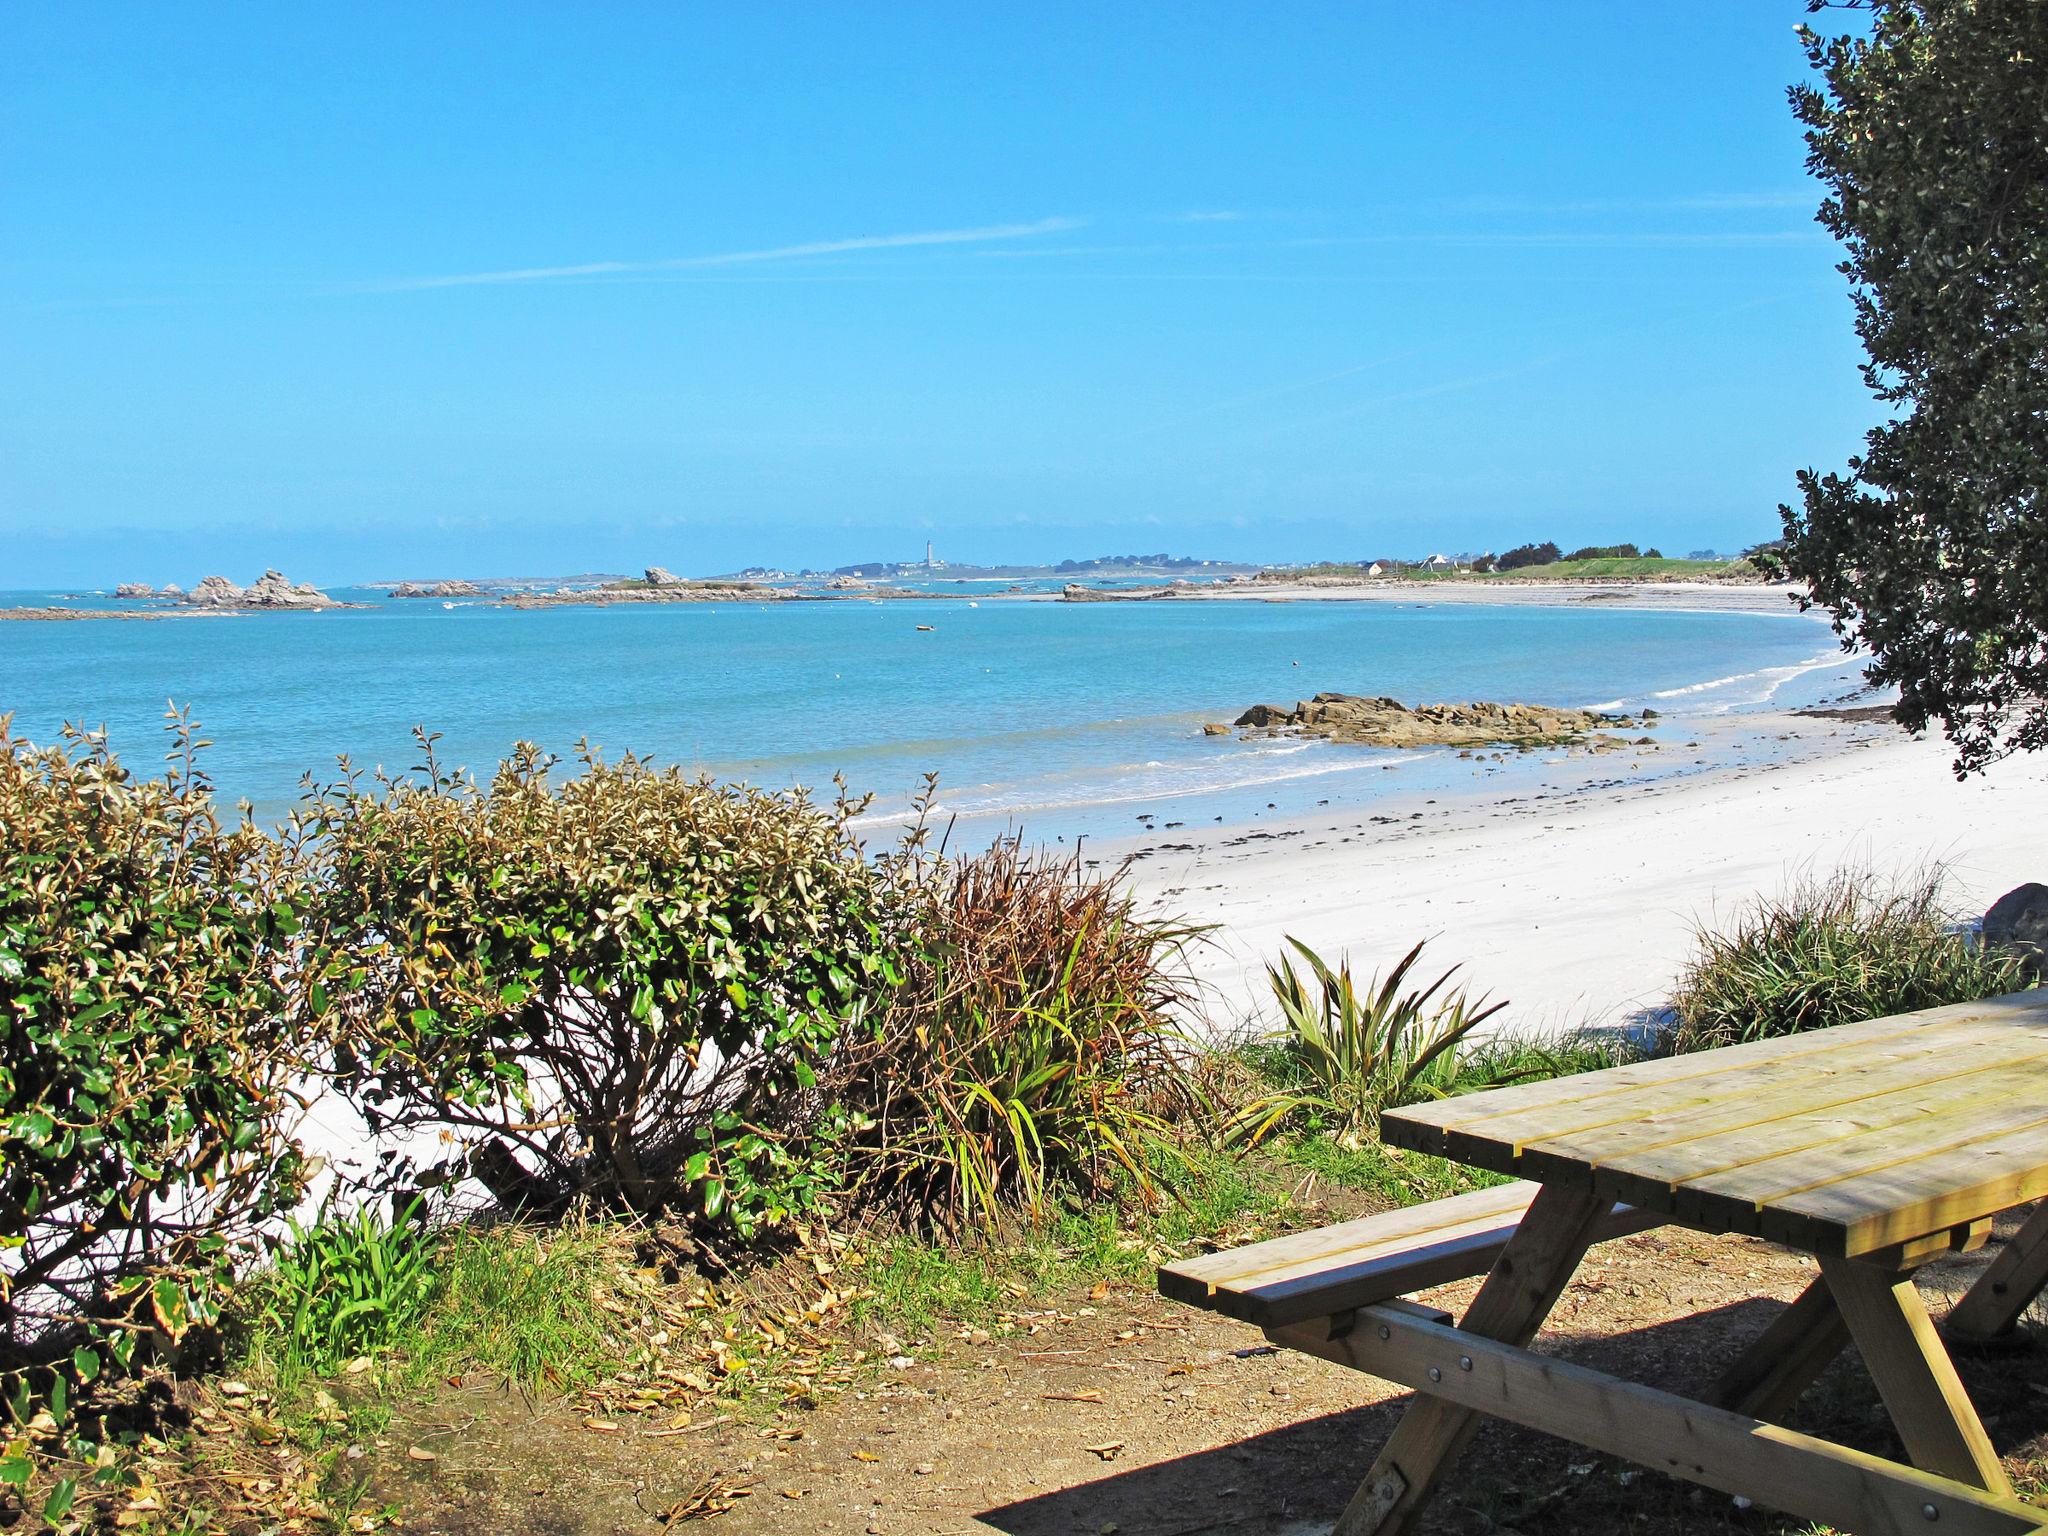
[1060,582,1186,602]
[114,582,155,599]
[184,571,338,609]
[184,575,245,607]
[160,583,184,597]
[1232,693,1641,751]
[393,579,483,599]
[644,566,683,587]
[1984,884,2048,980]
[503,583,794,609]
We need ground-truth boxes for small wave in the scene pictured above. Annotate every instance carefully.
[1585,650,1846,714]
[848,744,1445,827]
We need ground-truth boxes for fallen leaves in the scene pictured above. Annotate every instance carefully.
[1084,1441,1125,1462]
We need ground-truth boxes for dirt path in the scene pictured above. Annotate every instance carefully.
[376,1214,2048,1535]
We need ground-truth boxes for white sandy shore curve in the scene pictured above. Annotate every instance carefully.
[1116,716,2048,1041]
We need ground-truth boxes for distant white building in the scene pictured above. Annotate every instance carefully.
[1422,553,1453,569]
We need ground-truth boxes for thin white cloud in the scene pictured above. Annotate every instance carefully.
[366,217,1085,292]
[1173,209,1245,223]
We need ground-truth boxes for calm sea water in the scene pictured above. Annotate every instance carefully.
[0,588,1850,842]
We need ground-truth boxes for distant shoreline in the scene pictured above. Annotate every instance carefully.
[0,575,1809,622]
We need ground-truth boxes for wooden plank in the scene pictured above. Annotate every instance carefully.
[1160,1185,1662,1328]
[1268,1302,2048,1536]
[1519,1036,2048,1196]
[1233,1204,1662,1329]
[1489,1016,2047,1176]
[1693,1103,2048,1256]
[1565,1074,2048,1247]
[1708,1277,1850,1425]
[1383,992,2048,1167]
[1948,1202,2048,1343]
[1820,1254,2011,1494]
[1160,1180,1538,1298]
[1332,1184,1612,1536]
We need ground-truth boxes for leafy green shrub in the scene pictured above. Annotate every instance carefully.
[1667,867,2027,1053]
[311,735,891,1236]
[246,1198,437,1385]
[831,837,1200,1230]
[0,714,315,1368]
[1231,938,1508,1148]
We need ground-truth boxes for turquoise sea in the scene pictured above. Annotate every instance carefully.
[0,587,1853,843]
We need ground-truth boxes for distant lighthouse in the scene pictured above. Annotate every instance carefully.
[925,540,936,569]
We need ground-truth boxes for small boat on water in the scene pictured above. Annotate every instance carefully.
[916,624,935,631]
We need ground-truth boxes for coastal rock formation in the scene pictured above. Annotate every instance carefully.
[393,579,483,598]
[644,566,683,587]
[114,582,155,599]
[185,575,245,607]
[503,582,794,609]
[161,583,184,597]
[1060,581,1186,602]
[184,571,339,609]
[1984,883,2048,979]
[1234,692,1639,751]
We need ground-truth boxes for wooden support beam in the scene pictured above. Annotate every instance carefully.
[1332,1183,1612,1536]
[1820,1254,2012,1495]
[1270,1303,2048,1536]
[1708,1276,1850,1424]
[1948,1202,2048,1344]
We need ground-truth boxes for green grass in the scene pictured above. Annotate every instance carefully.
[1667,866,2028,1052]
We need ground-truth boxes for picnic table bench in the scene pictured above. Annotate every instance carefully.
[1160,989,2048,1535]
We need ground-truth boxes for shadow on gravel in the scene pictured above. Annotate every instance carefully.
[979,1292,2048,1536]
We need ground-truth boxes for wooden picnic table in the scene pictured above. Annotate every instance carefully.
[1168,989,2048,1535]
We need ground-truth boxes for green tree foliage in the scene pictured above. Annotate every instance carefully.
[1563,543,1643,561]
[1496,540,1561,571]
[311,736,890,1235]
[0,714,315,1365]
[1781,0,2048,772]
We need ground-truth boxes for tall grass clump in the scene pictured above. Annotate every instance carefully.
[830,831,1202,1231]
[1231,938,1509,1148]
[244,1198,438,1387]
[1667,867,2028,1053]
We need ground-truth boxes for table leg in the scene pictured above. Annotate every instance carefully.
[1947,1202,2048,1344]
[1708,1276,1850,1423]
[1334,1183,1612,1536]
[1818,1253,2012,1495]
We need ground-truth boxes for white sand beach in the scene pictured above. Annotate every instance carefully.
[1119,713,2048,1040]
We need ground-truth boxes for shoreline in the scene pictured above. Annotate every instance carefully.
[1111,711,2046,1042]
[0,576,1808,621]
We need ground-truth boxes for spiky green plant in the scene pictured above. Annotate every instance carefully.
[835,834,1202,1230]
[250,1198,438,1385]
[1667,866,2028,1053]
[1231,938,1508,1148]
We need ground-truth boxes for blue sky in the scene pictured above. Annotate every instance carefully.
[3,4,1874,585]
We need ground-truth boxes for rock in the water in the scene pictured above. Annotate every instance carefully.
[644,566,683,587]
[184,570,337,608]
[114,581,155,599]
[184,575,245,607]
[1984,883,2048,979]
[1231,692,1636,750]
[1202,722,1232,736]
[160,582,184,596]
[393,579,483,599]
[1235,703,1295,728]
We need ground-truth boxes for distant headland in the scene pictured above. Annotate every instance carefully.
[2,541,1794,622]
